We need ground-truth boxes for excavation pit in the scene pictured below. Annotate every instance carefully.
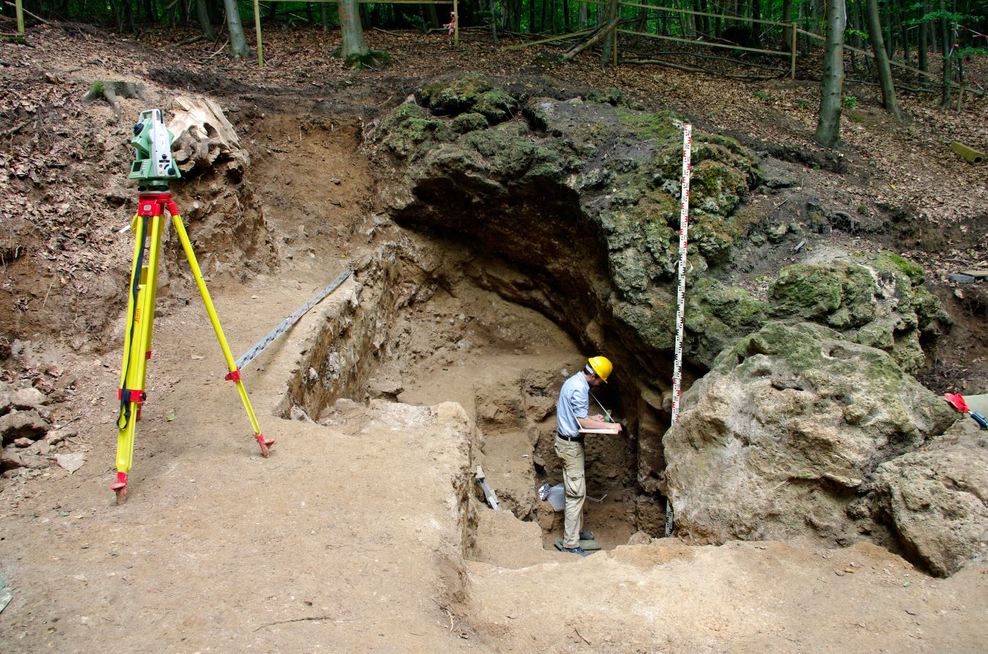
[278,242,669,556]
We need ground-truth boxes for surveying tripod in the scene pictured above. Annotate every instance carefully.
[111,109,273,503]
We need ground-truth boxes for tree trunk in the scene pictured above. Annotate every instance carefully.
[782,0,792,49]
[898,0,909,64]
[600,0,618,65]
[814,0,846,146]
[918,0,928,73]
[223,0,248,57]
[751,0,761,41]
[492,0,501,40]
[865,0,903,122]
[883,1,894,58]
[338,0,369,60]
[195,0,215,38]
[939,0,951,107]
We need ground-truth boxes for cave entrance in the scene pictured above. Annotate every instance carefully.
[278,239,667,555]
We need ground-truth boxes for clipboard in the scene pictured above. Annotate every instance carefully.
[579,427,621,435]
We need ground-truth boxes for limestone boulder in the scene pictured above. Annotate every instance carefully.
[866,419,988,577]
[769,252,950,373]
[371,77,760,370]
[664,322,956,547]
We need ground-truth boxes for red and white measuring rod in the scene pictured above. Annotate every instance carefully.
[666,120,692,537]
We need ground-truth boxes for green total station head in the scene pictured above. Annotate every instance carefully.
[129,108,180,189]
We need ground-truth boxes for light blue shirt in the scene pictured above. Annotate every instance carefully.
[556,372,589,437]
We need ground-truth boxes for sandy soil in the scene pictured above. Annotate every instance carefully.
[1,24,987,653]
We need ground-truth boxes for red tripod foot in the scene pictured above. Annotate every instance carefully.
[256,433,275,458]
[110,471,128,504]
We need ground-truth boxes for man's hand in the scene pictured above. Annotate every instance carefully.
[590,414,605,422]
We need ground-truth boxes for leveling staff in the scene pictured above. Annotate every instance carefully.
[555,356,622,556]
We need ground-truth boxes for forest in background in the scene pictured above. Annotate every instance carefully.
[2,0,986,145]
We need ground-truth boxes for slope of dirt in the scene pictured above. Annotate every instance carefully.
[1,21,986,654]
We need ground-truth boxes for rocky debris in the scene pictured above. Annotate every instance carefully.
[664,322,957,561]
[0,410,50,445]
[55,452,86,473]
[866,419,988,577]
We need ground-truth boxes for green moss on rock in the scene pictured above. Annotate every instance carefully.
[452,112,489,134]
[614,107,681,145]
[379,102,454,158]
[876,251,925,284]
[769,264,844,320]
[473,89,518,124]
[586,87,624,105]
[418,73,494,115]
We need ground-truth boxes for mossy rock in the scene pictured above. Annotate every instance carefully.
[909,285,952,336]
[769,263,876,328]
[379,102,454,159]
[875,251,924,284]
[452,112,488,134]
[769,264,845,321]
[614,107,681,145]
[686,278,769,365]
[473,89,518,124]
[612,295,678,352]
[586,87,624,106]
[418,73,494,116]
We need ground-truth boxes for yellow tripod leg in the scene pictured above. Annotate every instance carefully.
[170,213,273,457]
[112,213,165,502]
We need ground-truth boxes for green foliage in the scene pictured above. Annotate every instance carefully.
[957,47,988,59]
[752,90,775,103]
[846,28,869,41]
[842,95,858,109]
[909,9,970,25]
[403,13,428,34]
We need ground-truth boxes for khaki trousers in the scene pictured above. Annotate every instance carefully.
[554,435,586,549]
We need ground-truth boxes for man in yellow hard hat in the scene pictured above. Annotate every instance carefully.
[554,355,622,556]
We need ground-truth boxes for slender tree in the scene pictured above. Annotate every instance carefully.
[918,0,929,72]
[195,0,215,39]
[814,0,847,146]
[939,0,952,107]
[222,0,248,57]
[865,0,903,121]
[338,0,370,62]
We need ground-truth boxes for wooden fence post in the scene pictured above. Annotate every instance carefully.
[253,0,264,66]
[16,0,25,34]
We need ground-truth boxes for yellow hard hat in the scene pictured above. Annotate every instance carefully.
[587,356,614,383]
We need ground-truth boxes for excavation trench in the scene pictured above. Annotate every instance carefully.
[277,238,671,554]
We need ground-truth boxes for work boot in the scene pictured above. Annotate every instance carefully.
[579,530,594,541]
[563,546,591,557]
